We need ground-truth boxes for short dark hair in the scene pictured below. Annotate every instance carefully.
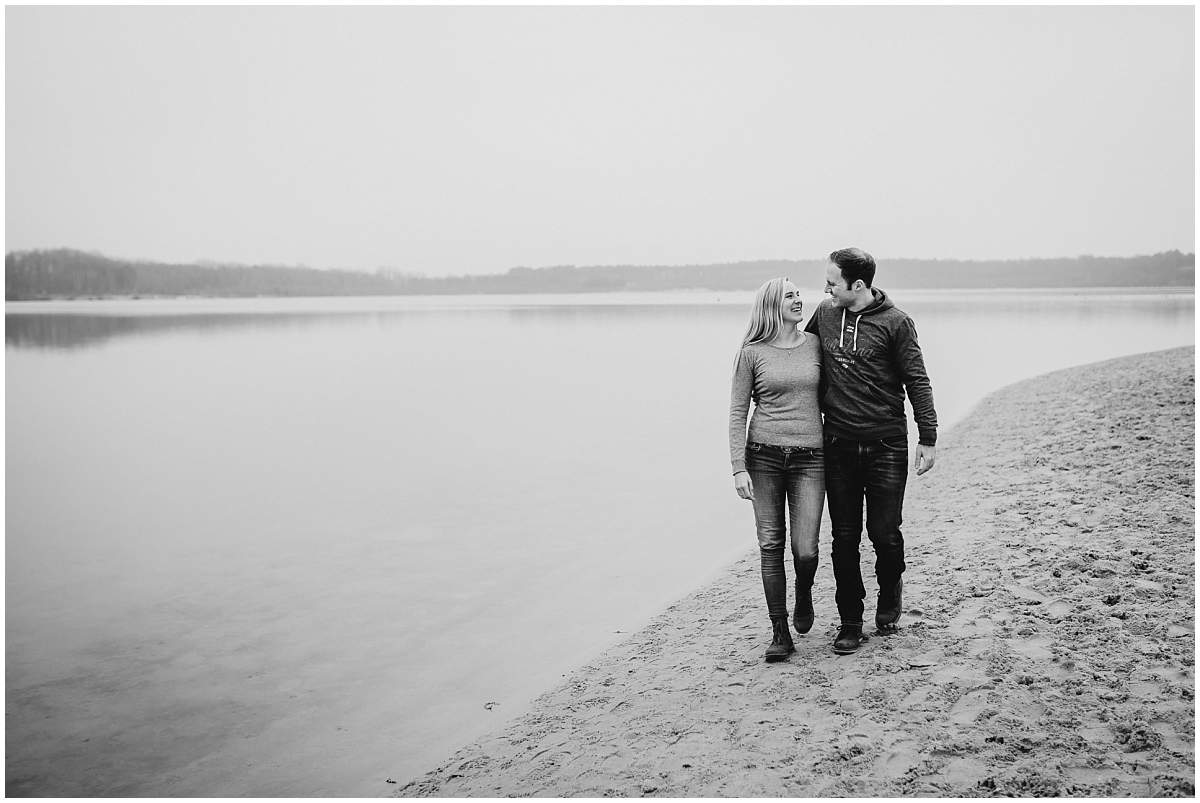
[829,248,876,289]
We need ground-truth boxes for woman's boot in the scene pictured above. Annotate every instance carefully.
[764,618,795,662]
[793,585,814,635]
[792,557,817,635]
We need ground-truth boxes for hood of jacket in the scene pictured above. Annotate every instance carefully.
[853,287,894,315]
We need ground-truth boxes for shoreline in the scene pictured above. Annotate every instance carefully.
[5,285,1195,306]
[397,346,1195,797]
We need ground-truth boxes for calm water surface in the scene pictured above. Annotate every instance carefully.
[6,288,1194,795]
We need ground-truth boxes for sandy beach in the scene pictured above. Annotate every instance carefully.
[398,346,1195,798]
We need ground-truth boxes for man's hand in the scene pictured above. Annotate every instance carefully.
[914,444,936,476]
[734,470,755,501]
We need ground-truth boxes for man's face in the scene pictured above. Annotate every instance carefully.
[824,263,857,308]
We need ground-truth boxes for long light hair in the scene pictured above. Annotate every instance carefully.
[741,277,796,347]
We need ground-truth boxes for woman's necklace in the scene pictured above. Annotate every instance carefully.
[773,332,806,348]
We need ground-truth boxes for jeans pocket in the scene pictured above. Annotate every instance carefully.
[879,436,909,452]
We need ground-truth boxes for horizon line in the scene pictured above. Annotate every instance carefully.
[6,246,1196,279]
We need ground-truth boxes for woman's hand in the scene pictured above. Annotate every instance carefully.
[734,470,754,501]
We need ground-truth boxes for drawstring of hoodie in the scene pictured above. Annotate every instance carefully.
[838,309,863,352]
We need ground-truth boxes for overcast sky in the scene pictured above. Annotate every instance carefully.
[6,5,1194,275]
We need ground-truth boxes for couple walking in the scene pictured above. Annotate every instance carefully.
[728,247,938,661]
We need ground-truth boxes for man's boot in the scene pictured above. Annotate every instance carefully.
[792,585,814,635]
[764,618,795,663]
[876,578,903,631]
[832,622,864,655]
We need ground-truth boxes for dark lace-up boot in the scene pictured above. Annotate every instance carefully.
[876,578,903,631]
[832,622,865,655]
[764,618,795,663]
[792,586,814,635]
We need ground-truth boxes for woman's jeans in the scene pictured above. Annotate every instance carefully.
[823,433,909,625]
[745,443,825,622]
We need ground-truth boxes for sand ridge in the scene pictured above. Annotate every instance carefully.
[398,346,1195,797]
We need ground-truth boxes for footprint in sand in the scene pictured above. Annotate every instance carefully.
[874,740,919,779]
[947,688,993,726]
[1040,598,1074,621]
[901,650,942,669]
[1009,585,1049,605]
[1010,634,1054,662]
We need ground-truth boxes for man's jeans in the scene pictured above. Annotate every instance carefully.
[823,433,909,625]
[745,443,825,622]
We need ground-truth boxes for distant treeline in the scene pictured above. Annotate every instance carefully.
[5,248,1194,300]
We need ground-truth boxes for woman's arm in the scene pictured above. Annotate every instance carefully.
[729,348,756,500]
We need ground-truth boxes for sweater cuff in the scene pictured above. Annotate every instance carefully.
[732,460,747,474]
[917,429,937,447]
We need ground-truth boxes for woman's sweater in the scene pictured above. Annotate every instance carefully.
[728,336,823,473]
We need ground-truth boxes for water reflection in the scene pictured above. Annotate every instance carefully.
[4,311,414,350]
[901,292,1195,324]
[503,303,739,327]
[8,289,1192,350]
[6,303,745,350]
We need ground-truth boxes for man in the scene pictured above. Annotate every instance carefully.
[804,248,938,655]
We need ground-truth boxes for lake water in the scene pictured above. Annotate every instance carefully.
[6,288,1194,796]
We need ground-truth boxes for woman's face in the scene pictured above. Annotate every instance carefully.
[779,282,804,324]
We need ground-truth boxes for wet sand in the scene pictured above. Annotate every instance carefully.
[398,346,1195,797]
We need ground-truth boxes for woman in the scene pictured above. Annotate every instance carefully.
[728,277,825,663]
